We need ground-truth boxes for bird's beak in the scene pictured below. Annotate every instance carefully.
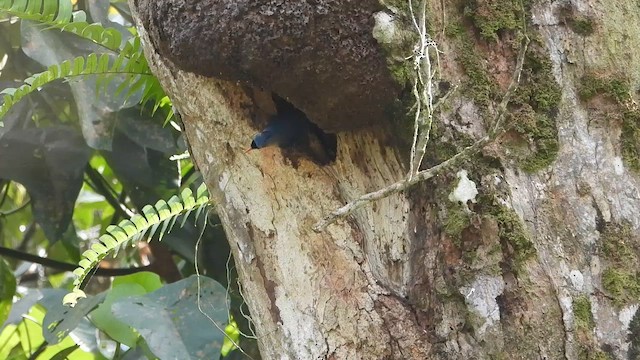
[244,147,253,153]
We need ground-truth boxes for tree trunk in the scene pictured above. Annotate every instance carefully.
[130,0,640,359]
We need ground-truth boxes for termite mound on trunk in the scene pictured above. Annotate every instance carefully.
[134,0,403,136]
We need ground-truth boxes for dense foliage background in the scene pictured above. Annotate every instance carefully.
[0,1,252,358]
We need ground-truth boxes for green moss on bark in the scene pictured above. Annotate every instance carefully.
[577,73,640,172]
[510,106,560,172]
[620,109,640,172]
[574,294,613,360]
[578,74,630,103]
[599,223,640,307]
[568,18,595,36]
[557,4,595,36]
[507,45,562,172]
[444,205,472,241]
[629,310,640,360]
[469,196,537,276]
[577,348,614,360]
[463,0,527,42]
[573,296,595,330]
[444,1,560,173]
[602,269,640,306]
[445,22,499,109]
[493,205,536,273]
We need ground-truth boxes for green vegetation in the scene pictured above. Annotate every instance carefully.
[557,4,595,36]
[578,73,640,172]
[567,17,595,36]
[508,45,562,172]
[509,105,560,172]
[463,0,526,42]
[578,74,630,103]
[446,194,536,279]
[602,269,640,306]
[0,0,249,358]
[599,223,640,307]
[445,21,499,109]
[574,295,613,360]
[493,205,536,273]
[629,311,640,360]
[600,223,636,263]
[444,0,561,173]
[573,295,595,329]
[577,348,614,360]
[444,204,472,241]
[621,109,640,172]
[65,184,210,307]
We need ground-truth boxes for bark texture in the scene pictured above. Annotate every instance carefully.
[130,0,640,359]
[133,0,399,132]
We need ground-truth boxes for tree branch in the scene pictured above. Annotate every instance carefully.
[407,0,440,178]
[313,36,529,232]
[0,246,152,277]
[84,164,134,219]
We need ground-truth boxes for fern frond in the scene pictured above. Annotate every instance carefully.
[0,2,173,126]
[0,44,156,119]
[64,184,210,306]
[0,0,123,51]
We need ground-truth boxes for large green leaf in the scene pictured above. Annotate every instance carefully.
[102,128,177,194]
[0,94,28,136]
[2,289,43,328]
[0,126,91,241]
[90,272,162,347]
[115,108,177,153]
[39,289,106,345]
[112,275,229,360]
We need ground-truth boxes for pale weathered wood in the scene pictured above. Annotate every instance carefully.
[130,0,640,359]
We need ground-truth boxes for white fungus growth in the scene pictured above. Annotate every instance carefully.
[449,169,478,208]
[372,12,395,44]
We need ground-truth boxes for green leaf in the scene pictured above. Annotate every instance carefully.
[131,214,149,232]
[81,250,99,263]
[0,127,91,240]
[53,0,72,23]
[112,275,228,360]
[69,185,210,293]
[90,242,108,254]
[41,290,105,344]
[106,225,128,244]
[0,259,16,326]
[112,272,162,292]
[78,259,93,270]
[90,272,161,347]
[49,345,80,360]
[99,234,118,249]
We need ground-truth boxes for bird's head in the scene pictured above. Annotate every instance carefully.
[246,109,306,152]
[246,129,275,152]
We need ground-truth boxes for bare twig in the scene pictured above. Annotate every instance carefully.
[433,83,459,111]
[313,136,488,231]
[313,37,529,232]
[407,0,441,179]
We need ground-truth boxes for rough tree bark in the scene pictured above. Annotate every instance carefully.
[130,0,640,359]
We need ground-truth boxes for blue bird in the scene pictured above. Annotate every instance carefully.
[246,95,336,164]
[247,113,308,151]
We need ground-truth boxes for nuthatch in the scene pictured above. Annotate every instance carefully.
[247,113,307,151]
[246,96,336,164]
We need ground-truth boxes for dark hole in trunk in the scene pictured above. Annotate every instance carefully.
[249,94,337,166]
